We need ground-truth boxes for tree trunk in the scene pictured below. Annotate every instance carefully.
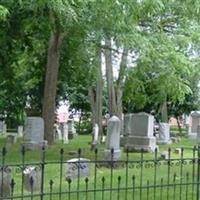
[105,38,116,116]
[115,48,128,119]
[161,99,168,123]
[176,116,182,135]
[42,30,62,144]
[88,46,103,138]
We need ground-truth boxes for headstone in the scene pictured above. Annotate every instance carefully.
[0,167,12,198]
[65,158,90,179]
[6,134,17,144]
[104,116,121,161]
[124,112,158,152]
[197,125,200,145]
[18,125,23,137]
[23,117,47,150]
[175,148,182,155]
[3,123,7,134]
[63,123,68,144]
[189,111,200,139]
[23,166,41,192]
[67,119,76,139]
[120,114,133,146]
[171,137,179,143]
[101,136,106,144]
[160,151,169,160]
[0,121,3,134]
[91,124,99,150]
[157,123,171,144]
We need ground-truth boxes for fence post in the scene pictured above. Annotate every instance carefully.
[197,144,200,200]
[40,146,46,200]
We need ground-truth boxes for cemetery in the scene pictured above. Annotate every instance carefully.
[2,1,200,200]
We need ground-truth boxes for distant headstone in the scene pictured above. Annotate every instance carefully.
[65,158,90,179]
[6,134,17,144]
[104,116,121,161]
[124,112,158,152]
[23,117,47,150]
[63,123,68,144]
[23,166,41,192]
[3,123,7,134]
[91,124,99,150]
[197,125,200,145]
[175,148,182,155]
[157,123,171,144]
[189,111,200,139]
[160,151,169,160]
[0,167,12,198]
[67,119,76,139]
[0,121,3,134]
[18,126,23,137]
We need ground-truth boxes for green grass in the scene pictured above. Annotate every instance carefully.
[0,135,198,200]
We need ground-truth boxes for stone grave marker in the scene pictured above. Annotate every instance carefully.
[67,119,76,139]
[63,123,68,144]
[0,121,3,134]
[91,123,99,151]
[160,151,169,160]
[0,167,12,198]
[18,125,23,137]
[65,158,90,179]
[23,117,47,150]
[104,116,121,161]
[23,166,41,192]
[120,114,133,146]
[124,112,157,152]
[157,123,171,144]
[189,111,200,139]
[6,134,17,144]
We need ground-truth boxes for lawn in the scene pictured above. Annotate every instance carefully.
[0,135,198,200]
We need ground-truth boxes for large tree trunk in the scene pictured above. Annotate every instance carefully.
[115,48,128,119]
[89,46,103,138]
[105,38,116,116]
[42,30,62,144]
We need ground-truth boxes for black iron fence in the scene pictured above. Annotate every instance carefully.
[0,145,200,200]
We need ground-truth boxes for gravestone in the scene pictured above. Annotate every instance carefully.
[65,158,90,179]
[91,123,99,150]
[120,114,133,146]
[23,166,41,192]
[157,123,171,144]
[23,117,47,150]
[67,119,76,139]
[18,126,23,137]
[63,123,68,144]
[104,116,121,161]
[0,121,3,134]
[160,151,169,160]
[124,112,157,152]
[2,123,7,134]
[189,111,200,139]
[6,134,17,144]
[0,167,12,198]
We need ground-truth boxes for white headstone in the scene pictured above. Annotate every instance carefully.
[157,123,171,144]
[23,117,47,150]
[63,123,68,144]
[18,125,23,137]
[65,158,90,179]
[23,166,41,192]
[104,116,121,161]
[91,124,99,150]
[2,123,6,134]
[68,119,76,139]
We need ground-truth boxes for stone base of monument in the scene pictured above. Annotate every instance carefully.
[157,139,172,145]
[124,136,158,152]
[104,149,121,161]
[188,133,197,140]
[23,140,48,150]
